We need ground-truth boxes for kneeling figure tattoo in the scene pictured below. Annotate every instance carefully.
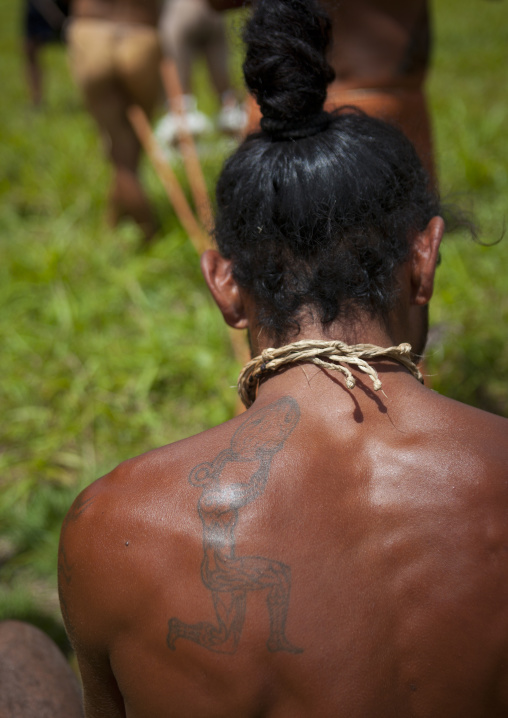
[167,397,302,654]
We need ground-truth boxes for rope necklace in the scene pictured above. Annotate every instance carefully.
[237,339,423,408]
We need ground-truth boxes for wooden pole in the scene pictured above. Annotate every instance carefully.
[129,103,250,413]
[128,105,210,255]
[160,59,214,233]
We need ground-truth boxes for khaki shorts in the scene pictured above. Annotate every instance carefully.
[67,18,161,116]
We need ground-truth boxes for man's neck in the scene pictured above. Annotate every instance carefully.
[250,317,399,357]
[246,317,424,409]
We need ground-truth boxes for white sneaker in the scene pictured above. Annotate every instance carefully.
[155,95,213,146]
[217,102,247,135]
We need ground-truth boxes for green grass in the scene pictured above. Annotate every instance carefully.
[1,0,508,646]
[426,0,508,412]
[0,2,240,637]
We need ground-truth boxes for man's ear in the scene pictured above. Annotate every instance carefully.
[411,216,445,306]
[200,249,249,329]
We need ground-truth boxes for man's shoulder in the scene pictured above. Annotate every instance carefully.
[61,417,240,535]
[409,390,508,488]
[426,390,508,454]
[111,417,240,490]
[58,419,240,644]
[398,390,508,518]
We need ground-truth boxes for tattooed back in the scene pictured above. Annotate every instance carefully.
[58,366,508,718]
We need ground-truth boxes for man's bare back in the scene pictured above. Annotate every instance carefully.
[58,0,508,715]
[59,362,508,717]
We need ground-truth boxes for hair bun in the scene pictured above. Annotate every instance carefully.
[243,0,335,139]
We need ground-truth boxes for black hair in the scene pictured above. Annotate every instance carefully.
[214,0,441,344]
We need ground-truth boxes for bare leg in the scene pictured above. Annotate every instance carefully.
[160,0,199,96]
[24,39,43,106]
[68,20,161,242]
[86,80,159,242]
[202,15,231,98]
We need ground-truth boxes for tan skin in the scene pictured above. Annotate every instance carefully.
[208,0,429,88]
[72,0,160,25]
[208,0,435,175]
[59,215,508,717]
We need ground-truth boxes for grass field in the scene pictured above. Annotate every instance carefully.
[1,0,507,648]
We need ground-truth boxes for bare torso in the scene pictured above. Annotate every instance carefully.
[71,0,160,25]
[59,364,508,717]
[328,0,429,89]
[208,0,430,88]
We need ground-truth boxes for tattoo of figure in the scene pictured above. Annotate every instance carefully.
[167,397,302,655]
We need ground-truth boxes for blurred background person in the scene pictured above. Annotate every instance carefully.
[23,0,71,107]
[209,0,434,179]
[156,0,246,146]
[67,0,162,243]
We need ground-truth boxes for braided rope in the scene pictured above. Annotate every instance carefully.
[237,339,423,408]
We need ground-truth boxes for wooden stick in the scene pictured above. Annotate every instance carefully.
[130,103,250,413]
[128,105,210,255]
[160,59,214,233]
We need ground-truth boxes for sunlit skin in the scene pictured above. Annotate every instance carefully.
[59,215,508,718]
